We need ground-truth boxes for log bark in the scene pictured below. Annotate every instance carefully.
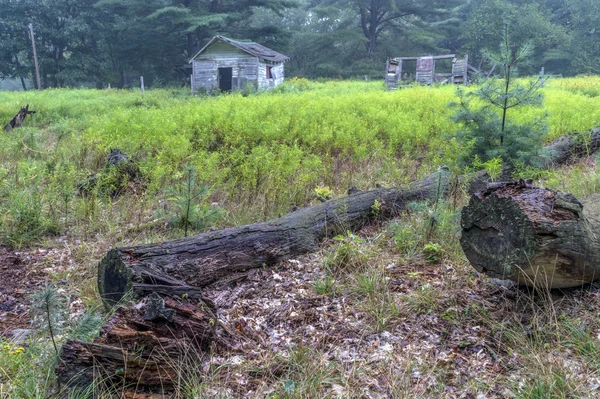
[4,104,35,131]
[461,180,600,288]
[98,168,451,307]
[57,294,216,391]
[542,126,600,168]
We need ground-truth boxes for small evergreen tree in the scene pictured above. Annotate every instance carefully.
[451,25,548,168]
[164,166,224,237]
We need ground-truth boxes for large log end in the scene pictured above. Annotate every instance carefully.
[461,181,600,288]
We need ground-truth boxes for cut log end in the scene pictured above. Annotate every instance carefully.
[461,181,600,288]
[98,248,132,307]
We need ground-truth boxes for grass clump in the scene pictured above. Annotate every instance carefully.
[312,274,337,296]
[516,367,575,399]
[384,199,462,263]
[324,231,371,274]
[351,267,403,332]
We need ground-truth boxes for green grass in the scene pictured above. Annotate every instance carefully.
[0,77,599,247]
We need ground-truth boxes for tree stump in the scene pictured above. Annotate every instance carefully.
[4,104,35,131]
[461,180,600,288]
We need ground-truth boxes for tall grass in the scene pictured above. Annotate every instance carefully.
[1,77,600,246]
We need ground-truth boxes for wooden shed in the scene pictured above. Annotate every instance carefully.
[386,54,469,89]
[189,35,289,93]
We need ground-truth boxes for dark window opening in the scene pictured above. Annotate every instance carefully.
[266,66,272,79]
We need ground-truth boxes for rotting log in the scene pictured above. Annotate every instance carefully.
[98,168,451,307]
[57,293,216,391]
[97,122,600,302]
[4,104,36,131]
[541,126,600,168]
[461,180,600,288]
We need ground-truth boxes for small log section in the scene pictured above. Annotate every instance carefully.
[4,104,35,131]
[57,293,216,391]
[461,180,600,288]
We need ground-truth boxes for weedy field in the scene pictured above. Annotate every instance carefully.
[2,77,600,398]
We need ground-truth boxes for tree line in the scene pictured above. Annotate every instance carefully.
[0,0,597,89]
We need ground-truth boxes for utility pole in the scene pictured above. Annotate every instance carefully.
[28,23,41,90]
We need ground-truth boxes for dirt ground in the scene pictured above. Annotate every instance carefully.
[0,246,75,338]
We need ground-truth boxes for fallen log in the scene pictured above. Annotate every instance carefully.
[95,125,600,304]
[461,180,600,288]
[4,104,35,131]
[542,126,600,168]
[98,168,451,307]
[57,293,216,391]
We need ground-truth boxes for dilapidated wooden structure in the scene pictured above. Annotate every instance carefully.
[386,54,469,89]
[189,36,289,93]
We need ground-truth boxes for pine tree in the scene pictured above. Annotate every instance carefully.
[451,25,547,169]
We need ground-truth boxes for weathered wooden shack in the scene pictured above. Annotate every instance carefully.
[386,54,469,89]
[189,35,289,93]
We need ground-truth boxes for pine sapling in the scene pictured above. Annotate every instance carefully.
[165,166,224,237]
[451,24,548,168]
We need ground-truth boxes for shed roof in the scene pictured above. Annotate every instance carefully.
[190,35,289,63]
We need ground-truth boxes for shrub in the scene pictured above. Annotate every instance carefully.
[423,242,442,264]
[162,166,224,236]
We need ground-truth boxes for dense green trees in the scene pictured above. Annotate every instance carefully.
[460,0,571,75]
[563,0,600,74]
[0,0,597,87]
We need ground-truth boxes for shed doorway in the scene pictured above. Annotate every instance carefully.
[218,67,233,91]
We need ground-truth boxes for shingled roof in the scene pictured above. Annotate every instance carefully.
[190,35,289,63]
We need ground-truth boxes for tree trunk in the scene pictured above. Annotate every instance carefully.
[98,169,451,307]
[57,294,216,391]
[461,180,600,288]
